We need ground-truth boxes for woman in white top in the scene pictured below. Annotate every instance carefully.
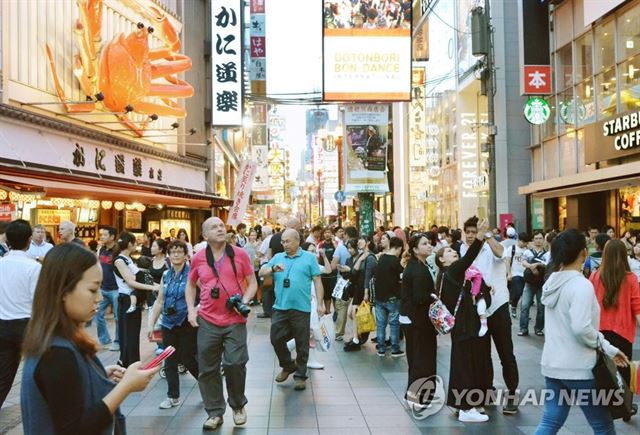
[176,229,193,258]
[113,232,160,368]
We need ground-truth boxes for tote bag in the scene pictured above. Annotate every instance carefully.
[592,340,634,420]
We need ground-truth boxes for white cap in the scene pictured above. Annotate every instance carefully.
[506,227,517,237]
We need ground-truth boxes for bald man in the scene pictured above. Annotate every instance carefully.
[58,220,85,246]
[259,229,325,391]
[186,217,258,430]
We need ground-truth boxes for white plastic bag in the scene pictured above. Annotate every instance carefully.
[332,275,350,299]
[312,314,335,352]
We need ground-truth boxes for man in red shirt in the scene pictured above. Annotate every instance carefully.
[186,217,257,430]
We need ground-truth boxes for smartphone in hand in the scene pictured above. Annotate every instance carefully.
[143,346,176,370]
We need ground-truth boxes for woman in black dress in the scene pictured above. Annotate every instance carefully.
[435,218,493,423]
[401,232,437,405]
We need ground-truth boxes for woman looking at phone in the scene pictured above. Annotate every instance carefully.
[21,243,159,435]
[148,240,200,410]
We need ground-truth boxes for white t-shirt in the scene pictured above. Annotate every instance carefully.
[259,235,272,265]
[114,254,139,295]
[0,251,41,319]
[461,242,510,316]
[629,257,640,282]
[508,245,527,278]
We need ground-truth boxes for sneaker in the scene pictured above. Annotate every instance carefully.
[503,396,519,415]
[391,350,406,358]
[109,343,120,352]
[458,408,489,423]
[294,379,306,391]
[335,335,344,342]
[159,397,180,409]
[203,416,223,430]
[233,407,247,425]
[307,360,325,370]
[344,341,361,352]
[510,306,517,318]
[257,313,270,318]
[377,349,386,357]
[178,363,187,374]
[517,330,529,336]
[275,368,295,383]
[535,330,544,336]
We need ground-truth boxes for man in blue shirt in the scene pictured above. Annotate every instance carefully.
[259,229,325,391]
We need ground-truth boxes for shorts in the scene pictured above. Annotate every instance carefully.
[321,275,337,301]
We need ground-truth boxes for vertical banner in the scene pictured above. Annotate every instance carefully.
[410,67,427,167]
[518,0,551,95]
[250,0,267,95]
[322,3,412,102]
[343,104,389,193]
[228,160,257,227]
[252,145,269,191]
[251,102,269,192]
[212,0,243,126]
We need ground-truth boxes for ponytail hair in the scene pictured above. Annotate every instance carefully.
[548,229,586,272]
[112,231,136,257]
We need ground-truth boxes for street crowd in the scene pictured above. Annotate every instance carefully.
[0,216,639,434]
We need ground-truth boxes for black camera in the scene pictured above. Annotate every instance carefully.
[283,278,290,288]
[226,294,250,317]
[211,287,220,299]
[165,305,177,316]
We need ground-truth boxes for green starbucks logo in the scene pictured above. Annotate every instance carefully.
[524,97,551,125]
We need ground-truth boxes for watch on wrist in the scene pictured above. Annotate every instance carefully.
[271,264,277,273]
[484,232,493,240]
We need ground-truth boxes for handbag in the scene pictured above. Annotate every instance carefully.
[332,275,350,299]
[592,338,634,420]
[428,276,463,335]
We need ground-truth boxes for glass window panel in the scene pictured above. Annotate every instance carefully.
[544,139,559,180]
[558,88,576,133]
[541,96,557,140]
[619,55,640,112]
[556,44,574,90]
[555,2,573,49]
[575,33,593,82]
[559,133,577,176]
[595,68,617,119]
[576,79,596,127]
[594,20,615,73]
[617,6,640,61]
[576,129,595,173]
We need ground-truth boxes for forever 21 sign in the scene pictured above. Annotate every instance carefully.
[585,110,640,165]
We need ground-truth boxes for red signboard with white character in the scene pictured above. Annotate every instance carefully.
[523,65,552,95]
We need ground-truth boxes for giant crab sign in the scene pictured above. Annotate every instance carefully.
[45,0,193,137]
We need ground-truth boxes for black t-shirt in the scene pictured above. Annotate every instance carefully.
[318,240,337,277]
[269,232,284,256]
[374,254,404,302]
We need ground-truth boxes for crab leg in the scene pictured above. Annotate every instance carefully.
[150,53,192,78]
[121,0,181,51]
[75,0,102,78]
[132,101,187,118]
[72,21,97,91]
[44,44,95,113]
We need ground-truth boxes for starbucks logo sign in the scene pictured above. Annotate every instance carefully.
[524,97,551,125]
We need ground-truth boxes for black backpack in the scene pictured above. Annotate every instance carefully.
[523,249,547,287]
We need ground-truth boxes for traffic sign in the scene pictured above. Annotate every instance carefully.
[334,190,346,203]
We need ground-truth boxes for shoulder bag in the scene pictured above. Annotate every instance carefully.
[428,275,463,335]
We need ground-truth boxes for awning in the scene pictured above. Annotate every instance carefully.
[0,172,232,208]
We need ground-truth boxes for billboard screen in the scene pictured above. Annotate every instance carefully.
[323,3,412,102]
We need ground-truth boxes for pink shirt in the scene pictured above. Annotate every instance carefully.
[590,271,640,343]
[188,244,253,327]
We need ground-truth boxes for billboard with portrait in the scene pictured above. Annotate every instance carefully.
[343,104,389,193]
[323,1,412,102]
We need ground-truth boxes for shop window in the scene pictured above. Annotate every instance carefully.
[594,20,615,73]
[543,138,559,180]
[558,88,576,133]
[554,1,573,49]
[618,55,640,112]
[620,187,640,231]
[559,133,577,176]
[556,43,574,90]
[541,96,557,140]
[595,67,617,119]
[575,33,593,82]
[575,78,596,127]
[617,6,640,62]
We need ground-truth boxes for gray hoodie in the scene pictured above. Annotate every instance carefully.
[540,270,619,380]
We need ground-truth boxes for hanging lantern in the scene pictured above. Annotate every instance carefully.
[125,203,135,210]
[101,201,113,210]
[88,200,100,209]
[136,204,146,212]
[114,201,125,211]
[0,190,7,200]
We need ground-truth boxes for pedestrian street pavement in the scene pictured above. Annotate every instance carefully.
[1,306,639,435]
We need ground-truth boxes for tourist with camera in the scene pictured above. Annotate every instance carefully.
[185,217,257,431]
[147,240,199,410]
[259,229,325,391]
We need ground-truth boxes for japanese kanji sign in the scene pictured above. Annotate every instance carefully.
[410,67,427,167]
[227,160,257,227]
[523,65,552,95]
[250,0,266,95]
[212,0,243,126]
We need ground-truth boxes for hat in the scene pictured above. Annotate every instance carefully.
[506,227,517,238]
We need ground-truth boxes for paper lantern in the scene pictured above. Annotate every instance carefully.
[114,201,125,211]
[101,201,113,210]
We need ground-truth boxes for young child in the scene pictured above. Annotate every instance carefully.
[465,265,489,336]
[126,256,153,314]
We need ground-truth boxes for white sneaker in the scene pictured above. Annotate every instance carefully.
[159,397,180,409]
[307,360,325,369]
[458,408,489,423]
[233,407,247,425]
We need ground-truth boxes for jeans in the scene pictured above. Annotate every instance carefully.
[0,318,29,408]
[270,309,311,380]
[535,377,615,435]
[162,322,199,399]
[96,289,119,345]
[509,276,525,308]
[197,317,248,418]
[520,283,544,332]
[374,299,400,352]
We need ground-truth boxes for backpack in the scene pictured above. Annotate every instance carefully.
[523,249,547,287]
